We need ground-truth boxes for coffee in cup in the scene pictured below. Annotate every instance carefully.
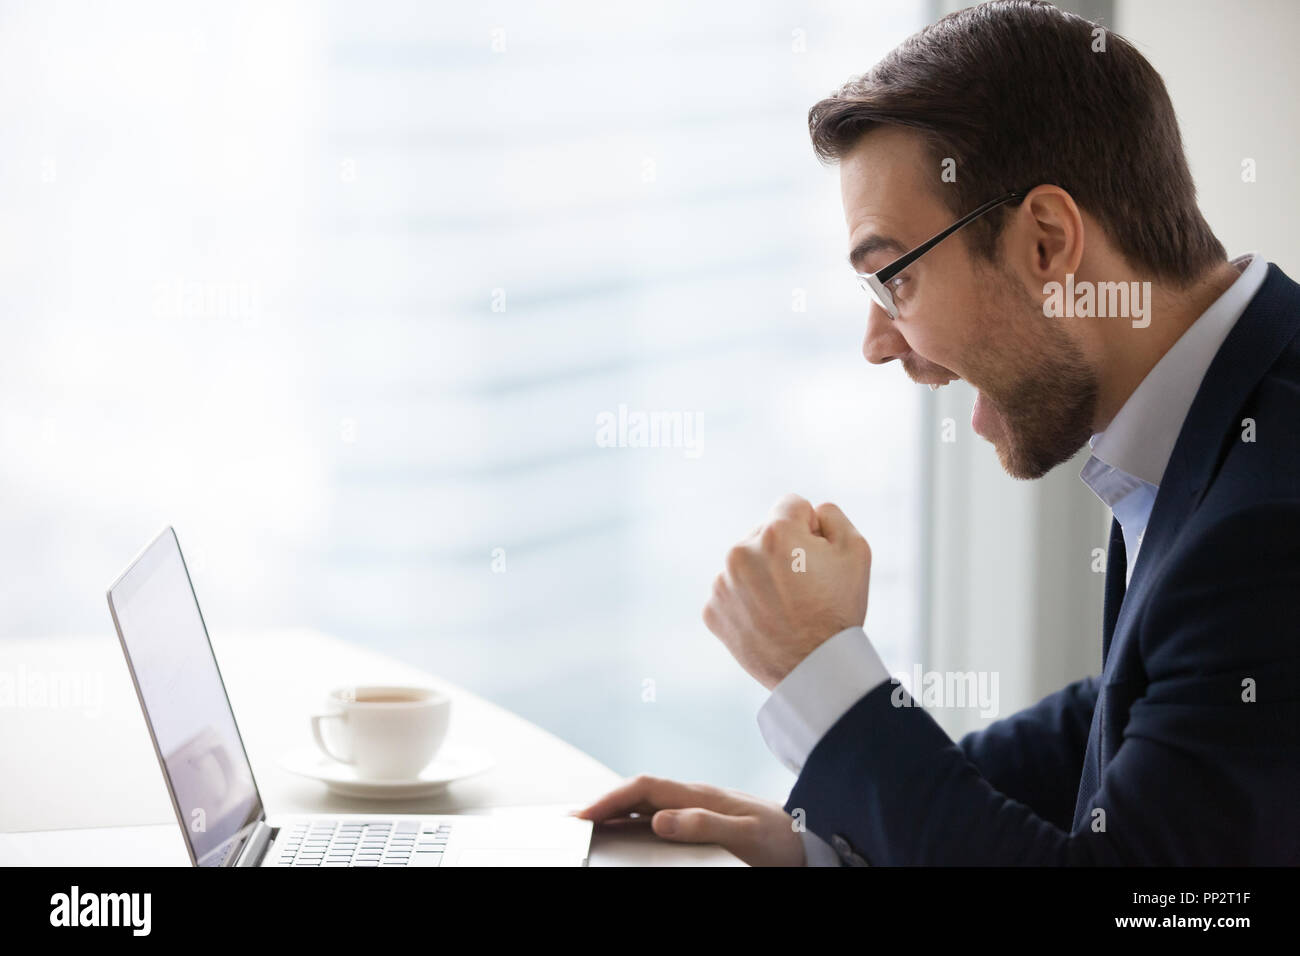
[310,685,450,780]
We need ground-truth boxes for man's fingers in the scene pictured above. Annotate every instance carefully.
[651,807,757,848]
[813,501,858,545]
[769,493,817,532]
[572,775,729,822]
[592,814,656,828]
[741,495,822,546]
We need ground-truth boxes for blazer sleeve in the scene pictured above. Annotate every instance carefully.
[955,674,1099,832]
[782,502,1300,864]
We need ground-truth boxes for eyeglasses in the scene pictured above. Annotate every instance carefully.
[854,190,1026,319]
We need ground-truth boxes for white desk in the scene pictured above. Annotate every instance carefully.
[0,629,742,866]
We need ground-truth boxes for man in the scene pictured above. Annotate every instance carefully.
[575,0,1300,864]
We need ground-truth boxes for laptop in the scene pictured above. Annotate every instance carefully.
[106,527,594,867]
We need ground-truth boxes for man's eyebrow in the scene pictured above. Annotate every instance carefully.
[848,234,906,273]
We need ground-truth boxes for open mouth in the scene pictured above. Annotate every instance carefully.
[923,376,962,391]
[972,388,998,439]
[917,374,997,440]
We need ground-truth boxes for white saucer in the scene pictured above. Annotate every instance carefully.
[279,745,494,800]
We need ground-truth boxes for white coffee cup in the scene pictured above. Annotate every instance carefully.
[310,685,451,780]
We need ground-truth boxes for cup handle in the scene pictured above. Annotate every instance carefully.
[311,712,354,764]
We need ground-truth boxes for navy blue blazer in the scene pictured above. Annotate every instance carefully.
[786,262,1300,865]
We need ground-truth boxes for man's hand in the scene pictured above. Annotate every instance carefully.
[571,774,807,866]
[703,493,872,690]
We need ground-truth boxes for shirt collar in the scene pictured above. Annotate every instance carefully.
[1083,252,1268,492]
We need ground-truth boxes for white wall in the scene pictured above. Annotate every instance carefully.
[1118,0,1300,271]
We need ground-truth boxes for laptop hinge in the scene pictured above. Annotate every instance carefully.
[234,820,274,867]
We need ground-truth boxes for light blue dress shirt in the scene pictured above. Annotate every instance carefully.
[766,252,1268,865]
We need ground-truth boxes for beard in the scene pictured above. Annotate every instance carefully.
[983,341,1097,479]
[944,261,1100,480]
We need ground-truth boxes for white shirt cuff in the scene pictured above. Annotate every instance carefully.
[756,625,889,774]
[800,827,842,867]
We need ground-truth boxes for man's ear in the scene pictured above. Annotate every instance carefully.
[1014,185,1084,282]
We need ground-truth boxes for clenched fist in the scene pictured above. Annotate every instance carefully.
[703,493,872,690]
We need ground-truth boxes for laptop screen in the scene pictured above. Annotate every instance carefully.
[108,528,263,866]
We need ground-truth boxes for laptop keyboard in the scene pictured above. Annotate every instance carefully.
[275,819,452,867]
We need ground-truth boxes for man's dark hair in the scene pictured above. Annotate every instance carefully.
[809,0,1225,283]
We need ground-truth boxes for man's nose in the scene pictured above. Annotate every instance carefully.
[861,301,909,365]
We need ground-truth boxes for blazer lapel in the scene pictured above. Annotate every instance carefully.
[1103,263,1300,677]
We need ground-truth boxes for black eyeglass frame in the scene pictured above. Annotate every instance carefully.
[854,189,1027,319]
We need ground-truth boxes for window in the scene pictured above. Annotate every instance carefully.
[0,0,926,800]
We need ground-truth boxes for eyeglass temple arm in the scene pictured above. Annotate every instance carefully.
[877,190,1026,282]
